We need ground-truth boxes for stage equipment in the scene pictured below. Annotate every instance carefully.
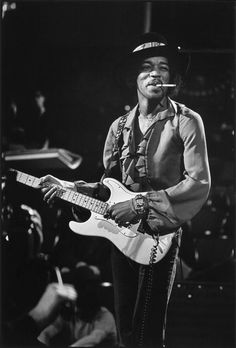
[3,148,82,170]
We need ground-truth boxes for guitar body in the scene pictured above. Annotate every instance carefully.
[69,177,175,265]
[13,169,175,265]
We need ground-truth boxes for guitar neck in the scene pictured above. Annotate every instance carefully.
[14,169,108,215]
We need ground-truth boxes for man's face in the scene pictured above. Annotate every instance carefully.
[136,56,170,100]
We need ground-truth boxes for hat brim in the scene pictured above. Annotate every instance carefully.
[128,45,190,75]
[113,45,190,88]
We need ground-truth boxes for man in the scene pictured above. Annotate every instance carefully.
[39,32,211,348]
[3,282,77,346]
[38,263,117,347]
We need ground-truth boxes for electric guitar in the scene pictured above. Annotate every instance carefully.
[12,169,175,265]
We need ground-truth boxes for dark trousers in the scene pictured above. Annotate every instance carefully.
[111,231,181,348]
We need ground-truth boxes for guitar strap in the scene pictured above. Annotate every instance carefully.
[103,113,128,178]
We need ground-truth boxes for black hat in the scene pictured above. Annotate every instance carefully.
[124,32,190,77]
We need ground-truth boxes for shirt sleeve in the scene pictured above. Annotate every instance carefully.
[103,118,120,172]
[146,110,211,233]
[37,315,63,346]
[69,308,117,347]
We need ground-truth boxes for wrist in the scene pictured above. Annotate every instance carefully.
[28,306,48,331]
[62,180,76,191]
[131,194,149,218]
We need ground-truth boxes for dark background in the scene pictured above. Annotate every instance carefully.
[2,0,235,277]
[2,1,235,173]
[2,0,235,275]
[1,2,235,347]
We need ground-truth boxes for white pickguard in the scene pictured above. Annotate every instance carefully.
[69,177,175,265]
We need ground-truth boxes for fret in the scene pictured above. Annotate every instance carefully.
[32,177,40,188]
[85,197,94,209]
[15,171,21,182]
[31,177,36,187]
[102,203,108,214]
[100,202,108,215]
[71,192,79,204]
[82,196,90,209]
[90,198,98,211]
[89,198,97,210]
[13,169,108,216]
[93,201,103,214]
[95,201,107,215]
[75,193,83,206]
[18,172,27,184]
[79,194,87,208]
[61,190,92,212]
[87,198,94,209]
[95,202,102,214]
[66,190,74,203]
[26,175,35,187]
[16,170,39,188]
[60,189,70,201]
[72,193,107,215]
[55,188,74,204]
[88,198,97,210]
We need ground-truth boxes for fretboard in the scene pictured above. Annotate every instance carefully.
[14,169,108,215]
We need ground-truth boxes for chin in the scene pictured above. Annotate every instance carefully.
[147,91,165,100]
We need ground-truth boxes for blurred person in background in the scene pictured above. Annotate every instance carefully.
[2,96,26,150]
[2,89,53,151]
[21,89,52,149]
[1,173,77,347]
[38,263,117,347]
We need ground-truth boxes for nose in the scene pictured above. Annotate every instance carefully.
[149,68,160,77]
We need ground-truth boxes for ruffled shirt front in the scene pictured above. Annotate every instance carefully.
[103,98,211,233]
[120,106,174,192]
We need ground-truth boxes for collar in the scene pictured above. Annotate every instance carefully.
[124,98,177,129]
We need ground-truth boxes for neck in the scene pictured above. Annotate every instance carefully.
[138,96,168,118]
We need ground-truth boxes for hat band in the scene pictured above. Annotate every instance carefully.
[133,41,166,53]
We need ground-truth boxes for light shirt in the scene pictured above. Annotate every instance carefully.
[38,306,117,347]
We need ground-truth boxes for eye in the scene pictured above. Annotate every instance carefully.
[160,65,169,72]
[140,64,152,72]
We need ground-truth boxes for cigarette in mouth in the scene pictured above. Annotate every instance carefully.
[156,84,176,87]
